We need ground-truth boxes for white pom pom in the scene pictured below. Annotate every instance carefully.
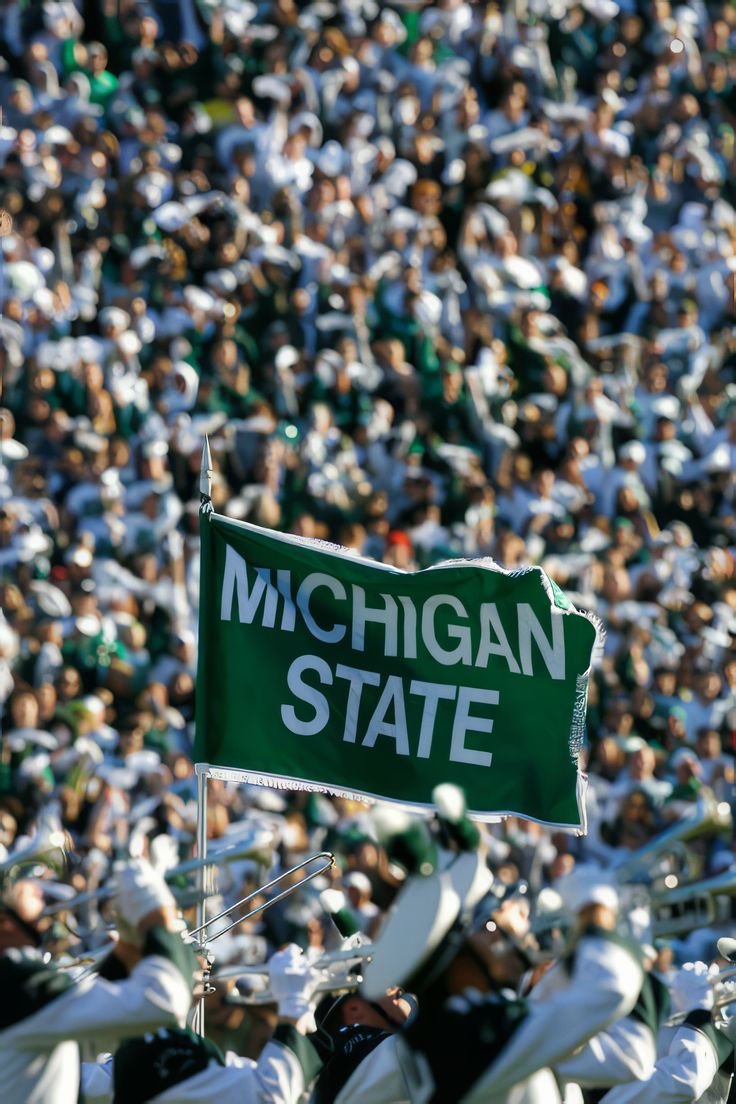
[372,805,412,842]
[433,783,465,824]
[320,888,346,915]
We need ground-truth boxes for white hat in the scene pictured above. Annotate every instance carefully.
[377,8,407,41]
[183,286,216,313]
[153,201,191,233]
[317,140,344,178]
[252,74,292,106]
[204,269,238,295]
[289,111,323,145]
[99,306,130,332]
[30,580,72,619]
[619,440,646,465]
[343,871,372,896]
[555,865,619,915]
[362,850,492,998]
[650,396,680,421]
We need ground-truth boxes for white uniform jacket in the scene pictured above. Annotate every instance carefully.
[1,926,193,1104]
[599,1010,734,1104]
[398,924,644,1104]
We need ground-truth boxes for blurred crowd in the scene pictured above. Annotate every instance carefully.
[0,0,734,1095]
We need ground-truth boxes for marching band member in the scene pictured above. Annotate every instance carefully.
[362,803,644,1103]
[88,943,325,1104]
[546,870,666,1094]
[308,983,415,1103]
[0,861,196,1104]
[599,949,736,1104]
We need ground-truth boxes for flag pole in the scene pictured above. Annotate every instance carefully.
[200,434,213,509]
[193,439,213,1034]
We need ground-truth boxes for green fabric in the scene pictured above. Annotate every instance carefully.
[113,1027,225,1104]
[629,971,670,1037]
[97,951,129,982]
[683,1009,734,1069]
[0,955,75,1030]
[194,513,598,826]
[273,1022,323,1085]
[404,989,528,1103]
[142,925,198,988]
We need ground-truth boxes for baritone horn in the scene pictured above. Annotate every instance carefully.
[187,851,335,948]
[614,793,733,885]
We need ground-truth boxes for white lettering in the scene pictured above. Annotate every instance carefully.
[296,573,346,644]
[352,586,398,655]
[450,686,499,768]
[410,680,457,758]
[362,675,410,756]
[475,603,520,673]
[398,596,418,659]
[220,546,278,627]
[277,569,296,632]
[422,594,472,666]
[335,664,381,743]
[517,604,565,680]
[280,655,333,736]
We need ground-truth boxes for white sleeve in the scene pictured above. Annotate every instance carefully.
[480,935,643,1098]
[254,1039,307,1104]
[556,1016,656,1087]
[9,957,191,1049]
[598,1026,719,1104]
[223,1030,312,1104]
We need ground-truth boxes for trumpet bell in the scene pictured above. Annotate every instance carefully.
[1,825,67,878]
[651,867,736,938]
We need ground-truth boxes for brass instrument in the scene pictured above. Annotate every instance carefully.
[650,867,736,938]
[41,833,276,918]
[614,794,732,886]
[1,824,67,879]
[210,946,369,1004]
[187,851,335,948]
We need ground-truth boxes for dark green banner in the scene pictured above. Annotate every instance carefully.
[195,512,599,828]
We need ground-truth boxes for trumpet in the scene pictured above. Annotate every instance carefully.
[210,946,371,1004]
[650,867,736,938]
[615,794,732,885]
[213,945,369,981]
[54,852,336,984]
[41,833,276,918]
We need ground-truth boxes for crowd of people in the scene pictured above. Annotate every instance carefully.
[0,0,734,1099]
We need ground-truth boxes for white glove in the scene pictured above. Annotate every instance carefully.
[267,943,322,1031]
[716,992,736,1046]
[668,961,718,1015]
[149,834,180,876]
[113,859,176,929]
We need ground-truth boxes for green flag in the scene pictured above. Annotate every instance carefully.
[195,512,600,829]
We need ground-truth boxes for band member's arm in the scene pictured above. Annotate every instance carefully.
[556,1015,656,1087]
[598,1016,730,1104]
[471,929,643,1100]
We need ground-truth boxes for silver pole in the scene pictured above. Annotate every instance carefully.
[200,436,212,506]
[193,765,209,1035]
[194,436,213,1034]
